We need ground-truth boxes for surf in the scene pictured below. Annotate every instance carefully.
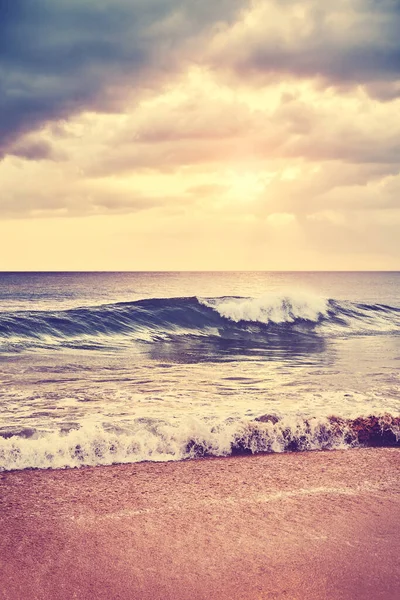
[1,413,399,472]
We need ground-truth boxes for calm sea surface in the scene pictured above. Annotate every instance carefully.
[0,272,399,470]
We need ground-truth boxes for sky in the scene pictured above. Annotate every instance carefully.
[1,0,400,271]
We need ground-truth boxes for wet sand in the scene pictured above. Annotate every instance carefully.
[1,448,399,600]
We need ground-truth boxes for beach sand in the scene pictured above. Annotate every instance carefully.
[1,448,399,600]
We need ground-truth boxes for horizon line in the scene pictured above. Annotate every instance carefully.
[0,270,399,274]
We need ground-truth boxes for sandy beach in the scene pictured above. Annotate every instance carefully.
[1,448,399,600]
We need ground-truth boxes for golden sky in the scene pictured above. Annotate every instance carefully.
[1,0,400,270]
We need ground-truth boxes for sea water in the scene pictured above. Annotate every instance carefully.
[0,271,399,470]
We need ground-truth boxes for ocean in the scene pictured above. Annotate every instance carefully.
[0,271,399,471]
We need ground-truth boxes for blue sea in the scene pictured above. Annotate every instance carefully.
[0,271,399,471]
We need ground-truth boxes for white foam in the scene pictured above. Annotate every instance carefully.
[0,415,358,472]
[200,292,329,325]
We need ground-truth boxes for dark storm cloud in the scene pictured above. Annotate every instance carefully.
[0,0,245,156]
[214,0,400,92]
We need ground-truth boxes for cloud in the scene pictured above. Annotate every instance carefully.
[0,188,169,219]
[1,0,400,270]
[210,0,400,93]
[0,0,245,156]
[83,75,400,177]
[8,136,65,161]
[249,163,400,220]
[0,156,177,218]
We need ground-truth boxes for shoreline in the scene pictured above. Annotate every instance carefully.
[1,412,399,472]
[1,448,399,599]
[0,442,398,475]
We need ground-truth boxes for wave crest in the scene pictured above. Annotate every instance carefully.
[200,292,329,325]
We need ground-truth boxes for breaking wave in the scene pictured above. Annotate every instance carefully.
[0,414,399,472]
[200,293,329,324]
[0,292,399,351]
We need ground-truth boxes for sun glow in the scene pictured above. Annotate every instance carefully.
[226,170,272,200]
